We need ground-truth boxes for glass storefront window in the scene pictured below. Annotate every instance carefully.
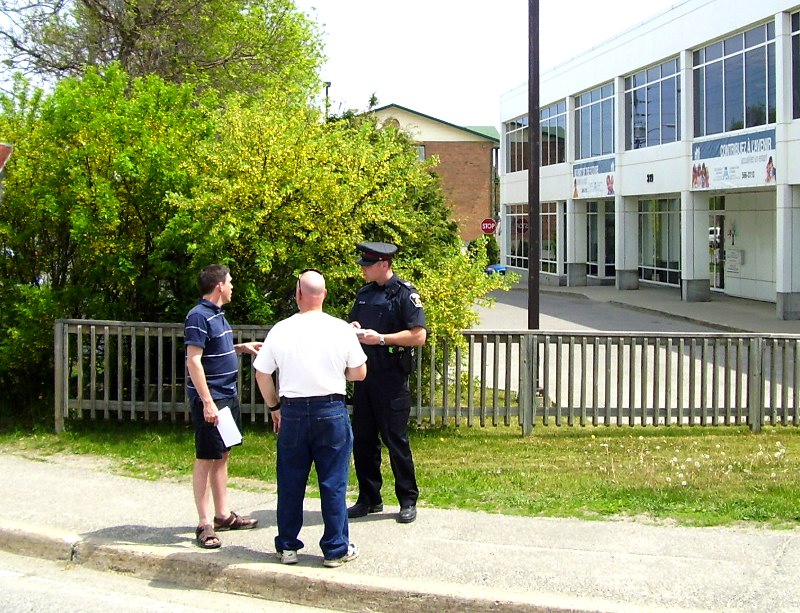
[638,199,681,285]
[505,202,563,274]
[541,202,559,273]
[586,201,615,278]
[506,203,529,269]
[587,202,599,276]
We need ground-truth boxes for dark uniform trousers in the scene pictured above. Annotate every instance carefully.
[352,363,418,508]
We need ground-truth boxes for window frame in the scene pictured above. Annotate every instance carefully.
[624,58,681,150]
[792,12,800,119]
[540,101,567,167]
[503,116,529,173]
[574,83,615,160]
[693,22,775,137]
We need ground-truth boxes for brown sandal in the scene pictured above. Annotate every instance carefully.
[195,524,221,549]
[214,511,258,531]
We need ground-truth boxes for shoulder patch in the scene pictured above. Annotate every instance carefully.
[409,292,423,308]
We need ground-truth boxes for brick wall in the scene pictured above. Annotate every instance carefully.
[425,140,497,242]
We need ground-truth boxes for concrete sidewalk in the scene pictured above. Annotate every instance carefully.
[2,453,799,613]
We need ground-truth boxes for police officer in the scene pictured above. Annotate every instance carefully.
[347,242,427,523]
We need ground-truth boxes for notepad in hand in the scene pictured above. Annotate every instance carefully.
[216,406,242,447]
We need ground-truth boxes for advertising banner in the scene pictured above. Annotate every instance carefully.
[572,157,615,199]
[690,129,776,190]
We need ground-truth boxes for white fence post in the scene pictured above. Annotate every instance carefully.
[53,321,65,433]
[520,334,536,436]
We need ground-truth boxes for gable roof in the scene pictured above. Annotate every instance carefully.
[466,125,500,141]
[373,104,499,143]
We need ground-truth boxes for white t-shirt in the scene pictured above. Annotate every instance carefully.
[253,311,367,398]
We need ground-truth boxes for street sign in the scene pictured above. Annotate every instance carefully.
[0,143,12,173]
[481,218,497,234]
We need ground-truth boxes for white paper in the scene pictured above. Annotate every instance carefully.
[216,406,242,447]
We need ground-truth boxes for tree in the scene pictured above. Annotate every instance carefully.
[157,92,508,336]
[0,0,323,98]
[0,68,513,425]
[1,66,216,319]
[0,67,218,422]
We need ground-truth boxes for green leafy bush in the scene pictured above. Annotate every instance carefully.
[468,234,500,266]
[0,68,515,424]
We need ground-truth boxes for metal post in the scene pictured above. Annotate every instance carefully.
[527,0,540,330]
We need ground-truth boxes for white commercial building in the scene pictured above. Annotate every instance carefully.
[499,0,800,319]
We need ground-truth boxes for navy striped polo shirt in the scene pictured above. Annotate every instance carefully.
[184,299,239,402]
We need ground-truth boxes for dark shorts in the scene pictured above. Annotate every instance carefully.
[190,396,242,460]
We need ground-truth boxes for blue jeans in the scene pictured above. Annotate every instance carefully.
[275,398,353,560]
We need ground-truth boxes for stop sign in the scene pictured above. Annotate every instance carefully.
[481,218,497,234]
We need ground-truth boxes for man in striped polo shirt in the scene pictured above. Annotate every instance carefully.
[185,264,261,549]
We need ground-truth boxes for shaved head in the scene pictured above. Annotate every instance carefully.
[296,269,327,312]
[299,270,325,296]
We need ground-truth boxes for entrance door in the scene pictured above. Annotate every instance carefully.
[604,209,615,277]
[709,214,725,290]
[587,200,615,278]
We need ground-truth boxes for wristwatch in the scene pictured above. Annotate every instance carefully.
[268,403,281,412]
[379,335,386,346]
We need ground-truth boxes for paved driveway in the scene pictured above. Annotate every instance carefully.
[474,289,720,333]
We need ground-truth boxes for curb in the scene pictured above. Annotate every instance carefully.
[525,287,747,333]
[0,523,79,562]
[0,524,631,613]
[604,300,745,333]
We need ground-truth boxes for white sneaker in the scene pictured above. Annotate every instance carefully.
[276,550,298,565]
[323,543,359,568]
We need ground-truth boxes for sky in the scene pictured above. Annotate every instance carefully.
[294,0,682,128]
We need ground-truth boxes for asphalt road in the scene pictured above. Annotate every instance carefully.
[0,549,341,613]
[474,289,720,332]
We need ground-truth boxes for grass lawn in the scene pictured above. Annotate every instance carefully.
[2,420,799,528]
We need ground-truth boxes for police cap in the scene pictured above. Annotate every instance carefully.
[356,241,398,266]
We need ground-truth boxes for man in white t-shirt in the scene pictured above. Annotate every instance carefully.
[253,269,367,568]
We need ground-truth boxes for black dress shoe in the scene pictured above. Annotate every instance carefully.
[398,505,417,523]
[347,502,383,518]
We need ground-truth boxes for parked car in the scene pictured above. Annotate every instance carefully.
[709,226,721,247]
[485,264,507,275]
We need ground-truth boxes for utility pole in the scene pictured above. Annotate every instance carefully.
[527,0,540,329]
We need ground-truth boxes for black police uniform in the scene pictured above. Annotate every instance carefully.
[349,271,426,511]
